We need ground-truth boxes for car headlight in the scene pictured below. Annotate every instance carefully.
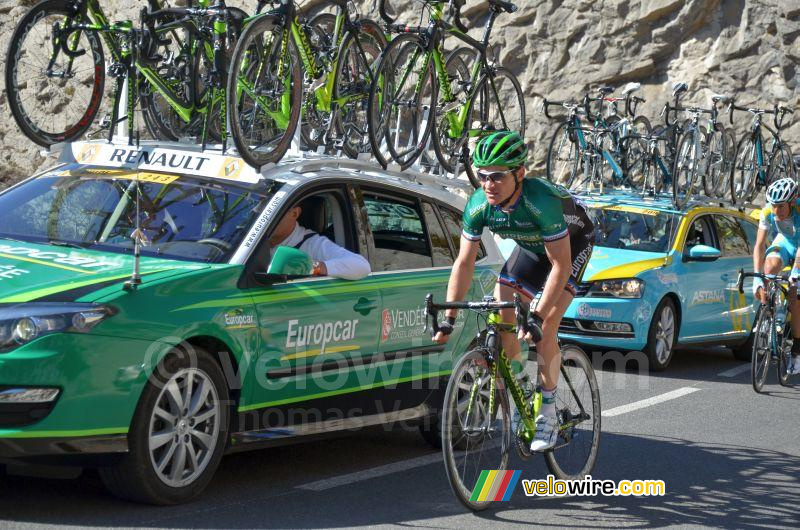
[0,303,116,353]
[587,278,645,298]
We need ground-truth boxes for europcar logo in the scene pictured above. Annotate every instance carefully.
[223,308,256,329]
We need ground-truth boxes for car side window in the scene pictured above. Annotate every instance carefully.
[715,215,750,257]
[684,216,716,250]
[439,206,486,260]
[421,202,453,266]
[363,194,433,271]
[737,217,758,253]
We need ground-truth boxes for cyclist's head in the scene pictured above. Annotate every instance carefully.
[473,131,527,208]
[766,178,798,206]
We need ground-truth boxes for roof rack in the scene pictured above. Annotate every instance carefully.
[575,188,755,213]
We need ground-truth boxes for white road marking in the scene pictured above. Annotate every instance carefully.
[602,387,700,418]
[718,364,751,378]
[296,452,442,491]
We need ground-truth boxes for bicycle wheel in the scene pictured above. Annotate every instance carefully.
[639,156,661,197]
[672,130,700,209]
[332,19,387,158]
[768,142,796,184]
[751,307,771,393]
[778,325,792,387]
[546,121,579,188]
[5,0,105,146]
[227,14,302,168]
[298,12,335,151]
[462,68,526,189]
[430,46,475,175]
[441,349,510,512]
[544,344,601,479]
[703,126,727,198]
[367,33,436,169]
[732,135,758,204]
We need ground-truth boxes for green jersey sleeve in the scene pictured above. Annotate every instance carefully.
[461,189,489,241]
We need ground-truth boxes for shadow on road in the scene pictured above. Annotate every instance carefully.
[0,430,798,528]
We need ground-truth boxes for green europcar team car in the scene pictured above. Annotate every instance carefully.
[0,141,502,504]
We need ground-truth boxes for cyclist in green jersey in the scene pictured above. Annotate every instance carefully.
[433,130,595,452]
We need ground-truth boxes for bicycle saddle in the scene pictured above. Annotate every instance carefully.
[487,0,517,13]
[711,94,730,104]
[621,82,641,95]
[672,82,688,96]
[598,86,614,95]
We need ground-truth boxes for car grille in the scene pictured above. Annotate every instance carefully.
[559,318,635,338]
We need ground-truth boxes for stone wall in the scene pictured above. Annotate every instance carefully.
[0,0,797,186]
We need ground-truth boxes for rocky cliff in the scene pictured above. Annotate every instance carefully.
[0,0,797,186]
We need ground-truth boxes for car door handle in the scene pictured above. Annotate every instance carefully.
[353,297,378,315]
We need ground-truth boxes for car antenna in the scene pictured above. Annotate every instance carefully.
[124,179,144,291]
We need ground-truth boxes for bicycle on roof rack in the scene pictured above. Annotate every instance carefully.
[729,101,796,205]
[5,0,246,148]
[424,293,601,511]
[367,0,525,189]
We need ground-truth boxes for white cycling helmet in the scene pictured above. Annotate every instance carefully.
[766,178,798,204]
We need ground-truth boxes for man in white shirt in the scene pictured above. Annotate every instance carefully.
[268,204,371,280]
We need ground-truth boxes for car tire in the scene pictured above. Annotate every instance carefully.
[99,345,230,505]
[731,307,759,361]
[643,298,678,372]
[418,411,442,449]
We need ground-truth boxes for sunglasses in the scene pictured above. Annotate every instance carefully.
[476,168,517,183]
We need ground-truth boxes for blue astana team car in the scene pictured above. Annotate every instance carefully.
[499,193,759,371]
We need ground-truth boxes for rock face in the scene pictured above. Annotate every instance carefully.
[0,0,797,186]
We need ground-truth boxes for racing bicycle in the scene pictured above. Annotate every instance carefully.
[424,293,601,511]
[737,269,793,393]
[5,0,244,147]
[368,0,525,188]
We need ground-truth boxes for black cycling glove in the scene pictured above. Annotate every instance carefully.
[438,316,457,336]
[526,312,544,343]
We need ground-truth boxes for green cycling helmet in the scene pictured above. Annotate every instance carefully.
[472,130,528,168]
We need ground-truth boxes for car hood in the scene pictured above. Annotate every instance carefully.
[582,246,670,282]
[0,239,210,303]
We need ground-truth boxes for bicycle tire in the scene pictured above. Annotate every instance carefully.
[332,18,387,158]
[441,349,510,512]
[5,0,105,146]
[227,14,302,168]
[639,156,661,197]
[546,121,579,188]
[732,135,758,205]
[544,344,601,480]
[461,67,526,189]
[367,33,436,169]
[751,307,771,393]
[430,46,475,175]
[298,12,336,151]
[767,142,796,184]
[672,130,699,209]
[703,125,727,198]
[778,330,792,387]
[623,116,651,190]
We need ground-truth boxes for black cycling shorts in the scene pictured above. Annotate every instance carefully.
[498,235,594,298]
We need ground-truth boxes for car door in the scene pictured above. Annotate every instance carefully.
[246,187,381,421]
[678,214,728,341]
[713,214,755,338]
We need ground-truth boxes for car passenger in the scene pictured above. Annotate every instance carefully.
[753,178,800,374]
[268,204,371,280]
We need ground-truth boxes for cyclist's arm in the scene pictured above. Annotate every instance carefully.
[537,236,572,317]
[753,227,768,273]
[444,236,480,320]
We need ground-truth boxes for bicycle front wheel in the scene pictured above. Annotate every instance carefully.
[227,14,302,168]
[544,344,601,479]
[462,68,526,189]
[768,142,796,184]
[546,121,579,188]
[751,307,771,393]
[5,0,105,146]
[441,350,510,512]
[672,130,700,209]
[732,135,758,204]
[703,126,728,198]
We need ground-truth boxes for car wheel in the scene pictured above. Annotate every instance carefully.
[418,412,442,449]
[731,306,759,361]
[644,298,678,371]
[99,346,230,505]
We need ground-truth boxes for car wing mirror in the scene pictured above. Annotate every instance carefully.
[685,244,721,262]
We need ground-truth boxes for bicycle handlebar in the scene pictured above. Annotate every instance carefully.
[626,95,645,118]
[736,268,791,294]
[424,293,529,338]
[378,0,395,23]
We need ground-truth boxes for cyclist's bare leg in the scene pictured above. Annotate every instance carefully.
[495,282,530,367]
[761,256,783,304]
[536,289,574,390]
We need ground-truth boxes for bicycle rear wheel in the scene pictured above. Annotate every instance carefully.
[544,344,601,479]
[703,126,727,198]
[732,135,758,204]
[367,33,436,169]
[227,14,302,168]
[5,0,105,146]
[751,307,771,393]
[441,350,510,512]
[546,121,579,188]
[430,46,474,175]
[768,142,796,184]
[461,68,526,189]
[672,130,700,209]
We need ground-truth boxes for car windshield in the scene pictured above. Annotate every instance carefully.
[586,205,678,253]
[0,167,280,263]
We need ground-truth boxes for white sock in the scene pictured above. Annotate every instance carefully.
[540,386,556,417]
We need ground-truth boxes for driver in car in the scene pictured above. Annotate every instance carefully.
[269,204,371,281]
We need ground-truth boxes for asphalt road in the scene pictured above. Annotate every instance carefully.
[1,346,799,529]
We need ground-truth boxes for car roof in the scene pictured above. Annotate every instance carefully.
[52,140,472,205]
